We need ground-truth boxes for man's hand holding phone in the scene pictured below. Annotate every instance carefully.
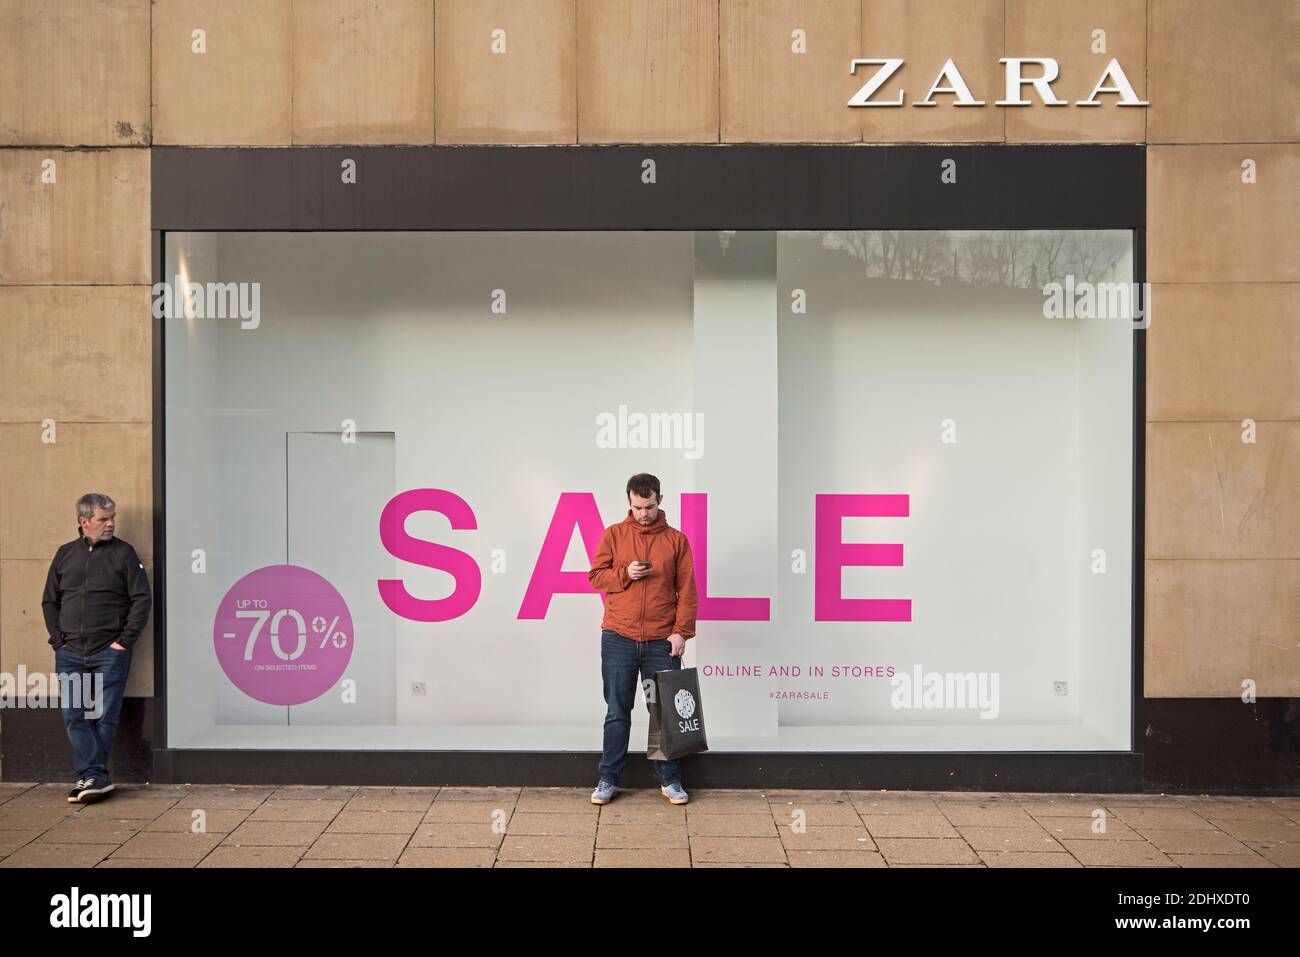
[628,559,653,581]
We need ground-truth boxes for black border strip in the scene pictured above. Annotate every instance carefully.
[151,145,1145,231]
[1131,226,1147,764]
[160,749,1142,792]
[149,144,1146,791]
[151,229,168,763]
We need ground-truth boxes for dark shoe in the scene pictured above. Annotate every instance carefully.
[78,778,115,803]
[67,778,92,803]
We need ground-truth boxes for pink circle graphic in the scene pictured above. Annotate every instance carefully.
[213,564,354,706]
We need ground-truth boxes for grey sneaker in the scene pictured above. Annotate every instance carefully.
[67,778,91,803]
[591,779,619,805]
[660,782,688,805]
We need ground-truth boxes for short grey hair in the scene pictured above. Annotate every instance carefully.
[76,493,116,520]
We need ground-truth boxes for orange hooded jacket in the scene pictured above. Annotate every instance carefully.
[588,507,698,642]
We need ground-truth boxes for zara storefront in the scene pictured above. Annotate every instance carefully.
[147,143,1148,790]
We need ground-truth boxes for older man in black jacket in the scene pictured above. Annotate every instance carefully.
[42,493,151,803]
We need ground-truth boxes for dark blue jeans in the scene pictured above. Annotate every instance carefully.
[54,644,132,783]
[598,629,683,788]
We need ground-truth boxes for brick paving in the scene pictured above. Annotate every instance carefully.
[0,782,1296,867]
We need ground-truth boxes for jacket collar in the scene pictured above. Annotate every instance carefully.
[624,508,668,533]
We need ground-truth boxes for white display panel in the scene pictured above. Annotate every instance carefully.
[164,230,1134,751]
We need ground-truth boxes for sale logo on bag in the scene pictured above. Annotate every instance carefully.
[675,689,700,732]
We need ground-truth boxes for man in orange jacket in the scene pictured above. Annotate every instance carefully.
[588,473,698,805]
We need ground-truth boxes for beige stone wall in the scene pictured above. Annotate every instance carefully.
[1144,0,1299,697]
[0,0,154,695]
[0,0,1295,699]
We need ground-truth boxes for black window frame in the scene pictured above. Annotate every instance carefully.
[150,144,1145,790]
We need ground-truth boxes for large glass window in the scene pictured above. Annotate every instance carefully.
[163,230,1134,751]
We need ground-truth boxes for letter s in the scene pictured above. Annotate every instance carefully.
[378,489,482,622]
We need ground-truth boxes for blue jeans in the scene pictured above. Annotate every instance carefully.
[598,629,683,788]
[54,644,132,783]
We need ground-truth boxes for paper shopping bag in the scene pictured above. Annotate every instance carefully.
[646,666,709,761]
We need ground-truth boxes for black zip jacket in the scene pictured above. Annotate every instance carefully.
[42,532,152,655]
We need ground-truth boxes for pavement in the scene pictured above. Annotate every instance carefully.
[0,782,1297,867]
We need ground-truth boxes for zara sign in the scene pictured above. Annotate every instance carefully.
[847,57,1148,107]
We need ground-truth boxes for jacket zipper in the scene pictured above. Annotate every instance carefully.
[80,539,92,647]
[639,536,648,642]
